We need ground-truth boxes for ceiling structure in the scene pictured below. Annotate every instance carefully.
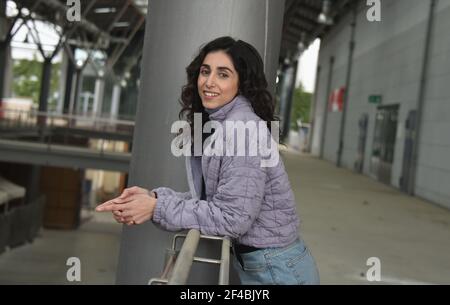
[9,0,356,77]
[11,0,146,77]
[126,0,357,62]
[280,0,356,60]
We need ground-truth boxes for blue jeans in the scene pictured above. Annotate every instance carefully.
[232,239,320,285]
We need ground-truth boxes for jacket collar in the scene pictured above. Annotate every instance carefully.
[207,95,252,122]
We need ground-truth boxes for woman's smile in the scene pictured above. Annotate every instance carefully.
[203,90,220,99]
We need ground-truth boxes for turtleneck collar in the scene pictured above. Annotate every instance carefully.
[206,95,251,122]
[204,106,222,115]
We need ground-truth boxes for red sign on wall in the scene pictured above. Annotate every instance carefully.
[329,87,345,112]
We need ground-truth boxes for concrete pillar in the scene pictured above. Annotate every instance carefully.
[25,165,41,204]
[57,52,69,113]
[93,78,105,117]
[63,48,76,114]
[72,68,83,114]
[2,43,12,98]
[320,56,335,159]
[278,61,298,141]
[110,84,121,119]
[82,92,91,115]
[0,1,6,41]
[116,0,285,285]
[37,58,52,127]
[336,8,357,167]
[0,1,8,99]
[305,65,321,153]
[39,58,52,113]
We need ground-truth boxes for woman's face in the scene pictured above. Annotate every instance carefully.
[197,51,239,109]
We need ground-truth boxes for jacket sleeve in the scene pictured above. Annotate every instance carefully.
[152,155,266,238]
[150,187,192,200]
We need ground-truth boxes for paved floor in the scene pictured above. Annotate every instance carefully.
[282,149,450,284]
[0,211,121,284]
[0,150,449,284]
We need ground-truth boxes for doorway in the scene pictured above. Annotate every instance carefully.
[370,105,399,185]
[355,113,369,173]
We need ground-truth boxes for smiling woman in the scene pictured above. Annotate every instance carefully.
[96,36,319,285]
[180,37,276,132]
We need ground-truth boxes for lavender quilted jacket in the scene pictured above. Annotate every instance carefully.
[152,95,300,248]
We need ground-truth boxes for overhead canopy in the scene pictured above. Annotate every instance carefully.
[11,0,146,76]
[280,0,355,60]
[10,0,358,70]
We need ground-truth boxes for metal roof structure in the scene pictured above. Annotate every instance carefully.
[8,0,356,76]
[11,0,146,76]
[280,0,355,59]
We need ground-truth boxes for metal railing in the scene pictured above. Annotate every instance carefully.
[0,107,135,132]
[148,229,231,285]
[0,107,134,154]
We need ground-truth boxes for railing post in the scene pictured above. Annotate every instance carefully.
[219,238,230,285]
[168,229,200,285]
[149,230,231,285]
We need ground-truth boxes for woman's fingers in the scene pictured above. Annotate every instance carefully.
[95,196,135,212]
[121,209,136,218]
[111,196,134,205]
[119,186,147,199]
[95,198,118,211]
[97,202,130,212]
[121,214,149,225]
[122,216,134,223]
[97,186,147,212]
[113,214,124,223]
[96,194,131,211]
[97,191,152,226]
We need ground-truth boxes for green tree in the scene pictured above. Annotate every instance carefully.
[13,57,61,109]
[290,84,312,130]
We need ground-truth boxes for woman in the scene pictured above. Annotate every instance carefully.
[96,36,319,285]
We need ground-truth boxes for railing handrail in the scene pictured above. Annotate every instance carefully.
[0,106,135,126]
[168,229,200,285]
[219,237,231,285]
[149,229,231,285]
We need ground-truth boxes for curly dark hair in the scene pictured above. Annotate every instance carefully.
[179,36,277,133]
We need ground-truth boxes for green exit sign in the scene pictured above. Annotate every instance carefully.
[369,95,382,104]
